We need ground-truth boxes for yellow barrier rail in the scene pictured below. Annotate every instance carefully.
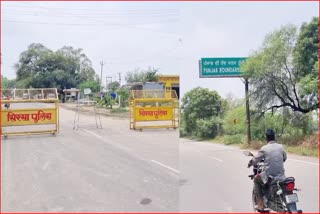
[1,88,59,137]
[129,90,179,131]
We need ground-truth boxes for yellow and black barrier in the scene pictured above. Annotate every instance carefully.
[1,88,59,137]
[129,90,179,130]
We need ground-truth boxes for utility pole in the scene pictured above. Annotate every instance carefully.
[118,72,121,86]
[245,77,252,145]
[100,61,104,100]
[106,76,113,91]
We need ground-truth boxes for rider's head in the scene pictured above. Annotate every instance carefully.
[266,128,275,142]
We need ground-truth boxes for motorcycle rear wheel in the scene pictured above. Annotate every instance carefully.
[287,203,298,213]
[270,195,285,212]
[252,189,259,212]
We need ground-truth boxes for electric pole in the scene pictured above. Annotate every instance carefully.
[118,72,121,86]
[100,61,104,100]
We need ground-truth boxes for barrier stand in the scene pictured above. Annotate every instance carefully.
[1,88,59,138]
[129,90,179,131]
[73,96,102,130]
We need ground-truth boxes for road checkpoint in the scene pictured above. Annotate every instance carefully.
[129,89,179,131]
[1,88,59,138]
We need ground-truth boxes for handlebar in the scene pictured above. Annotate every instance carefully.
[248,175,255,180]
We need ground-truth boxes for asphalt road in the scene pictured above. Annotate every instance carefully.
[2,107,179,212]
[179,139,319,212]
[2,106,319,212]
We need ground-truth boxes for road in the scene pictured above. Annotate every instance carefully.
[2,106,319,212]
[2,107,179,212]
[179,139,319,212]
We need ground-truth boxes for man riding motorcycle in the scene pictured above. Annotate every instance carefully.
[248,129,287,212]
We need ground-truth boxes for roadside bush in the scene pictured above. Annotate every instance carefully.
[117,87,130,107]
[193,117,221,138]
[181,87,224,136]
[223,134,246,145]
[223,106,246,135]
[97,94,116,109]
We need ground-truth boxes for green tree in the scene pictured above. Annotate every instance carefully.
[107,81,120,91]
[242,19,318,114]
[117,87,130,107]
[78,80,100,93]
[125,67,159,83]
[1,76,16,89]
[294,17,318,107]
[14,43,97,93]
[293,17,318,79]
[181,87,224,138]
[223,105,247,135]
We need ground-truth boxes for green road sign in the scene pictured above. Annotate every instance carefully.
[200,57,247,78]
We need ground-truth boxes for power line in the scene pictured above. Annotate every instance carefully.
[2,19,179,27]
[2,4,179,14]
[3,9,179,17]
[2,18,180,36]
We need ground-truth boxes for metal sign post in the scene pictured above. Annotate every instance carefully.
[199,57,251,145]
[245,77,251,145]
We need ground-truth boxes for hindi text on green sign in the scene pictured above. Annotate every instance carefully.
[200,57,247,78]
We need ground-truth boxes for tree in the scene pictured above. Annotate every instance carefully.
[117,87,130,107]
[1,76,16,89]
[78,80,100,93]
[181,87,225,138]
[293,17,318,79]
[293,17,318,108]
[125,67,159,83]
[107,81,120,91]
[145,68,159,82]
[14,43,97,92]
[242,18,318,114]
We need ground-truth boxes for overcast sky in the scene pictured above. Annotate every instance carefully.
[2,1,318,99]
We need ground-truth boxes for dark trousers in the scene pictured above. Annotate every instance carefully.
[254,175,265,204]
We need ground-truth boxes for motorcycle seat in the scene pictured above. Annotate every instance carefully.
[279,177,295,186]
[269,177,295,186]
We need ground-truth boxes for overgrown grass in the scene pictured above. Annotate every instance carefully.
[239,135,319,157]
[180,118,318,157]
[286,145,318,157]
[188,133,318,157]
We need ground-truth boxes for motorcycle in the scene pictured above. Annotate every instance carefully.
[243,151,302,213]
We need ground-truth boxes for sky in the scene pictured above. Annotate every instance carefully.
[1,1,318,99]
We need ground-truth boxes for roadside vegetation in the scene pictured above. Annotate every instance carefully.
[1,42,160,115]
[180,17,318,157]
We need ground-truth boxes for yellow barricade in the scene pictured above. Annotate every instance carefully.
[1,88,59,137]
[129,90,179,130]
